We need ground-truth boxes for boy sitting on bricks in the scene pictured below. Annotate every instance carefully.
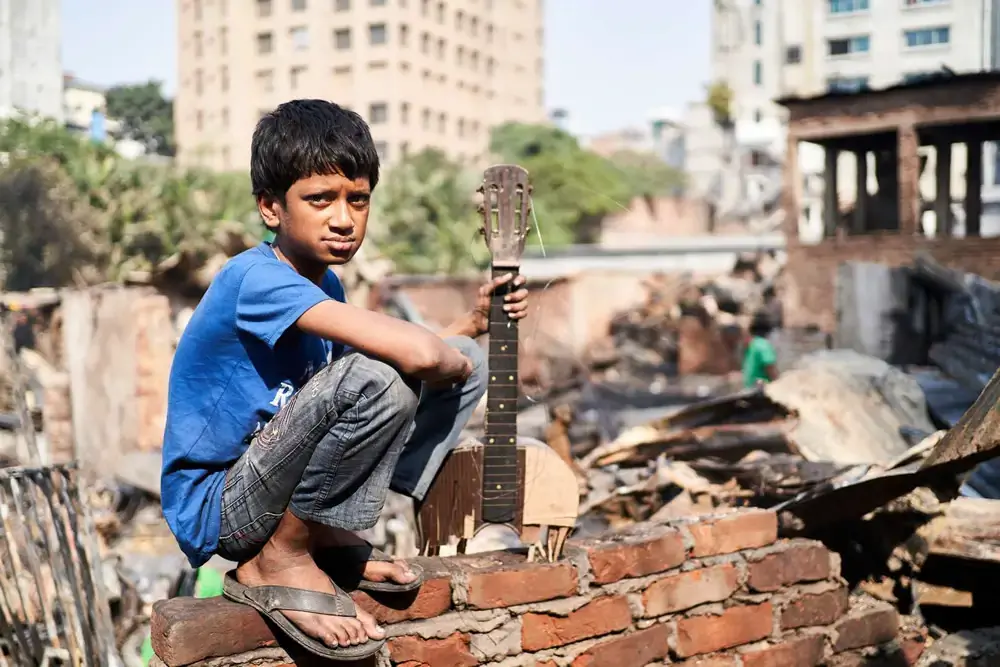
[160,99,528,660]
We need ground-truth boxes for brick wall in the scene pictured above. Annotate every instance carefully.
[149,509,903,667]
[784,234,1000,332]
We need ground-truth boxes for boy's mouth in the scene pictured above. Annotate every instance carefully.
[322,238,355,253]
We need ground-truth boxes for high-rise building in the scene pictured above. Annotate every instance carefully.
[0,0,63,121]
[175,0,546,172]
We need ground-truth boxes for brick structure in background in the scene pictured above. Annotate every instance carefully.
[149,509,906,667]
[778,73,1000,332]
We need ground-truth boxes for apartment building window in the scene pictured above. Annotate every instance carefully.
[487,24,495,43]
[291,66,307,90]
[456,10,464,30]
[291,26,310,51]
[194,0,202,20]
[903,0,947,6]
[827,75,869,92]
[371,0,387,5]
[470,17,479,36]
[219,28,228,55]
[195,69,204,95]
[904,26,950,48]
[829,0,869,13]
[400,24,409,46]
[753,60,762,85]
[421,0,429,15]
[421,32,430,53]
[401,142,410,157]
[437,38,446,59]
[438,112,446,133]
[196,110,204,131]
[422,108,431,129]
[456,46,465,66]
[786,45,802,63]
[222,108,230,127]
[220,65,229,91]
[257,0,273,16]
[221,0,228,16]
[457,118,465,137]
[486,57,495,75]
[335,0,351,9]
[903,71,936,84]
[470,51,480,70]
[828,35,869,56]
[754,20,762,45]
[436,2,445,23]
[194,31,203,57]
[256,69,275,93]
[401,102,410,124]
[257,32,274,54]
[370,23,387,45]
[292,0,307,10]
[334,28,351,49]
[369,102,388,123]
[375,141,388,160]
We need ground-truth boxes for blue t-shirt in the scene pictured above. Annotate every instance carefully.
[161,242,346,566]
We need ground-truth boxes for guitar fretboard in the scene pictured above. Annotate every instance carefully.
[482,265,519,524]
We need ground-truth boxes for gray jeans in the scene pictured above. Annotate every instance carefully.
[217,335,487,563]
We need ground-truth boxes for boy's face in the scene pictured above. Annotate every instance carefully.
[259,171,371,267]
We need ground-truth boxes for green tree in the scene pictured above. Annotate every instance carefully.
[105,80,175,156]
[490,123,635,245]
[371,149,488,274]
[0,118,259,292]
[607,150,685,201]
[706,80,734,128]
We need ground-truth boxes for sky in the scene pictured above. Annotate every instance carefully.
[61,0,711,137]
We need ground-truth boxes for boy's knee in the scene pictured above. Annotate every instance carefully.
[445,335,488,394]
[346,354,419,418]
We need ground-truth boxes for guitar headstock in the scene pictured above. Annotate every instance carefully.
[478,165,532,267]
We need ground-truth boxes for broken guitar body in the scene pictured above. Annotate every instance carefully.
[417,165,579,562]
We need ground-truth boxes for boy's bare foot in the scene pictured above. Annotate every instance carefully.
[311,525,417,587]
[236,543,384,648]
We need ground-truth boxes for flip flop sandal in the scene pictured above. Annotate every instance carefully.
[222,571,385,661]
[318,543,424,593]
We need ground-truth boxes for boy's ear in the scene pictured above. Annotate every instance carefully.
[257,193,282,230]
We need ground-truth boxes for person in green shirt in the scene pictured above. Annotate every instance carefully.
[742,312,778,388]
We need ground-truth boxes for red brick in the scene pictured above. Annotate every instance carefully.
[642,564,740,617]
[833,605,899,652]
[460,552,578,609]
[571,624,672,667]
[780,588,849,630]
[151,597,277,666]
[688,510,778,558]
[353,572,452,624]
[747,543,832,592]
[389,632,478,667]
[581,529,687,584]
[675,603,774,658]
[522,595,632,651]
[741,635,825,667]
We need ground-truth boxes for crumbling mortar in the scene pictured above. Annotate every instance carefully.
[602,568,678,596]
[508,592,596,616]
[676,523,696,555]
[383,607,510,639]
[477,632,604,667]
[681,601,727,617]
[767,579,844,610]
[156,647,293,667]
[450,567,471,609]
[626,591,645,619]
[563,544,593,594]
[469,617,523,661]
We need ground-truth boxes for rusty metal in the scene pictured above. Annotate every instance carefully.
[0,464,117,666]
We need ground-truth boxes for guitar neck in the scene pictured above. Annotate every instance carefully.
[482,264,519,524]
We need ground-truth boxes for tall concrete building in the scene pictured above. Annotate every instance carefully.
[0,0,63,121]
[175,0,546,172]
[690,0,1000,239]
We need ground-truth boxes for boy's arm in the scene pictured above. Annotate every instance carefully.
[297,300,471,382]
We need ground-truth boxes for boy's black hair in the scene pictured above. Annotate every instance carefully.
[250,99,380,201]
[749,311,774,338]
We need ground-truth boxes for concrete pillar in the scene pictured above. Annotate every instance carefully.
[853,150,867,234]
[966,140,983,237]
[782,133,801,240]
[935,142,952,237]
[823,147,839,237]
[897,123,920,235]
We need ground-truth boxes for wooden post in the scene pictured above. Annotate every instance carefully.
[823,147,839,237]
[966,140,983,237]
[853,150,867,234]
[935,142,952,237]
[783,133,801,240]
[897,123,920,235]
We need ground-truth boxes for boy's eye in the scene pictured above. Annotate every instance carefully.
[349,194,370,206]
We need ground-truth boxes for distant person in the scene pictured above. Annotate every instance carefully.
[159,99,529,660]
[743,312,778,388]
